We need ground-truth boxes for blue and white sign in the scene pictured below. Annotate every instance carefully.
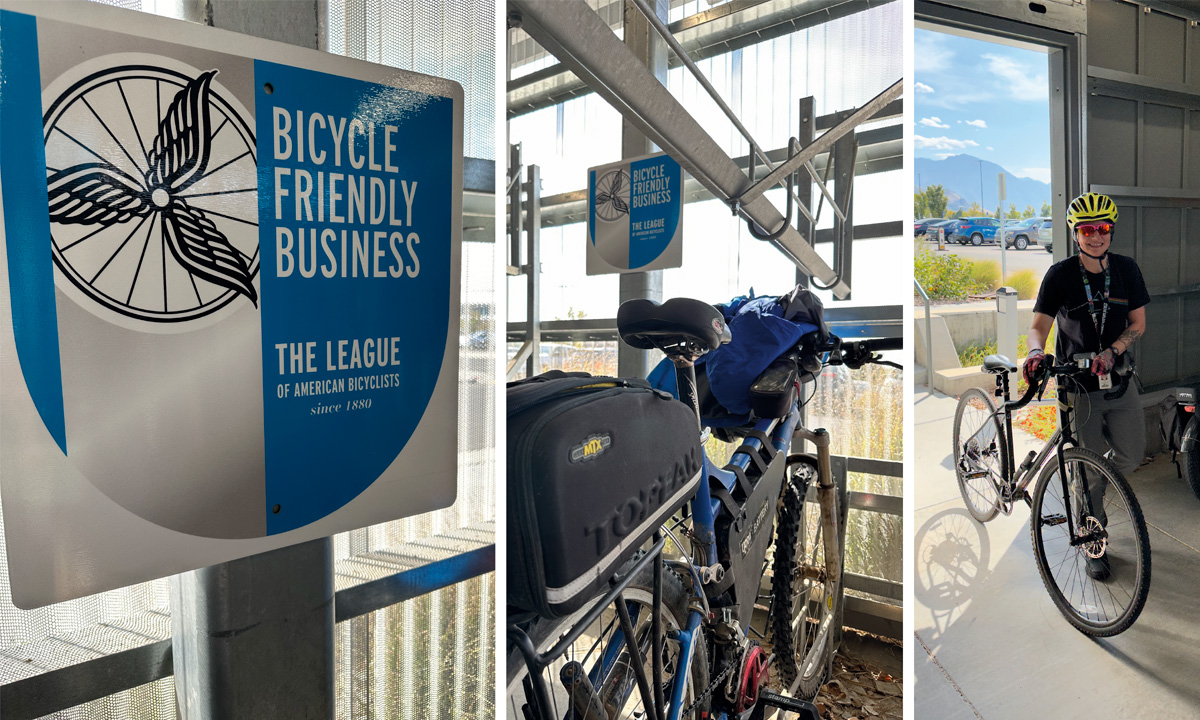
[586,153,683,275]
[0,1,463,607]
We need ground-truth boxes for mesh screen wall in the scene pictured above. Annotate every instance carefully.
[1,1,497,717]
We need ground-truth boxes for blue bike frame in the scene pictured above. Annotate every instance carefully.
[594,403,804,720]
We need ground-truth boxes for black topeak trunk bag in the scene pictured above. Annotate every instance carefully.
[508,371,704,618]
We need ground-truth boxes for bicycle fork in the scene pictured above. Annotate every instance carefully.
[793,426,841,623]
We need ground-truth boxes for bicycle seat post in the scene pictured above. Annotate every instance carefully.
[668,348,704,431]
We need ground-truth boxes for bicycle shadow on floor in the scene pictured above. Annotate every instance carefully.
[920,488,1200,714]
[913,508,992,645]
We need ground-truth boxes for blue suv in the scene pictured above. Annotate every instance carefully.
[948,217,1001,246]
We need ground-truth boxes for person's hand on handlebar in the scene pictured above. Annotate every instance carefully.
[1091,348,1116,376]
[1023,348,1046,384]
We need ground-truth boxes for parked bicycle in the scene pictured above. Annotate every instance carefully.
[953,351,1151,636]
[507,292,900,720]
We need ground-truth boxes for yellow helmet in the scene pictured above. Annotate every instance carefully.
[1066,192,1118,230]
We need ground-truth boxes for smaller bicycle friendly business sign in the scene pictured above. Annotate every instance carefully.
[586,153,683,275]
[0,2,462,608]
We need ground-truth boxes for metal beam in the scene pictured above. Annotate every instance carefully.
[526,126,901,227]
[507,304,905,343]
[335,545,496,622]
[507,0,895,117]
[509,0,856,296]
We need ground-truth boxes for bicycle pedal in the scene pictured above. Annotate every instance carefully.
[963,470,990,480]
[1041,513,1067,527]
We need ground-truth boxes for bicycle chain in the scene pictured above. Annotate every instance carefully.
[681,654,736,718]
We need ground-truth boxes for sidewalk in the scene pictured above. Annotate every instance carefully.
[914,387,1200,718]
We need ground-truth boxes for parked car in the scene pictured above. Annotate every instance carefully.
[915,217,941,237]
[923,218,957,242]
[948,217,1002,245]
[1040,223,1054,253]
[1001,217,1049,250]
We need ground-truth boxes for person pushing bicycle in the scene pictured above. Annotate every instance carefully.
[1022,191,1150,579]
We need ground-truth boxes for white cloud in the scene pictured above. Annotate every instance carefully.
[916,37,953,73]
[965,119,988,129]
[915,82,934,93]
[915,135,980,151]
[919,116,950,129]
[983,53,1046,99]
[1020,167,1051,183]
[935,153,956,159]
[987,147,994,151]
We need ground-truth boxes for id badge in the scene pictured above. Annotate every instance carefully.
[1098,373,1113,390]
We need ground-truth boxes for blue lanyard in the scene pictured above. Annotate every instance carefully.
[1078,257,1110,340]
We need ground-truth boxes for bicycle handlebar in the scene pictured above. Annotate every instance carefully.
[1009,354,1133,412]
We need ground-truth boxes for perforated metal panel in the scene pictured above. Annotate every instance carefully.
[1086,0,1200,388]
[328,0,496,162]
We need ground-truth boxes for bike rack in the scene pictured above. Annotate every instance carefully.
[508,537,668,720]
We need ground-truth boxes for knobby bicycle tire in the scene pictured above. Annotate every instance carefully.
[1182,415,1200,503]
[770,457,837,698]
[506,562,709,719]
[1029,447,1151,637]
[953,387,1007,523]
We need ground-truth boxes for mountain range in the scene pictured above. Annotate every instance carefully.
[914,154,1051,214]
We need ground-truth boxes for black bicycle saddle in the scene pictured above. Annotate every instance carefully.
[616,297,732,353]
[983,354,1017,374]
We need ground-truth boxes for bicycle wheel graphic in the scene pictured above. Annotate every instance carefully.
[43,59,259,326]
[595,168,630,222]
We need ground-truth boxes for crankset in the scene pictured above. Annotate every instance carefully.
[743,690,820,720]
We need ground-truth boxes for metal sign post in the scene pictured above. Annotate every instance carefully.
[998,172,1008,279]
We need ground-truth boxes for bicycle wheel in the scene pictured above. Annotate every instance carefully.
[770,457,837,698]
[1182,415,1200,502]
[953,388,1007,522]
[506,564,709,719]
[1030,447,1151,636]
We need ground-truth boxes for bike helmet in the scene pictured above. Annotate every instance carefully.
[1066,192,1118,230]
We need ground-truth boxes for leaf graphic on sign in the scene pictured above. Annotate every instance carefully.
[146,70,216,192]
[164,198,258,306]
[47,163,150,225]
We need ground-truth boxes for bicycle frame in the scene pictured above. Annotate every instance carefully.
[966,367,1097,542]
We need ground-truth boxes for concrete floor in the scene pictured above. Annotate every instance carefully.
[914,388,1200,719]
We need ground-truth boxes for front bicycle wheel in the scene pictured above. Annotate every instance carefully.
[506,564,709,719]
[1030,447,1151,636]
[770,457,837,698]
[953,388,1007,522]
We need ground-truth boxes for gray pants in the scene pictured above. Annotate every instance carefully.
[1066,385,1145,521]
[1069,385,1146,476]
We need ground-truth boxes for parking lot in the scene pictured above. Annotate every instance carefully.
[919,231,1055,286]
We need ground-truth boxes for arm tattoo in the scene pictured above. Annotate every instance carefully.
[1113,326,1143,354]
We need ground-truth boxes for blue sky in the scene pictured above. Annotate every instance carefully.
[914,29,1051,183]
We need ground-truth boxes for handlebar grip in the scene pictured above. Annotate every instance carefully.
[859,337,903,352]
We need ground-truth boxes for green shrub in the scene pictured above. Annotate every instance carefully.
[968,259,1001,293]
[1005,269,1038,299]
[914,248,974,300]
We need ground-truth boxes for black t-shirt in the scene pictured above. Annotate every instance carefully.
[1033,253,1150,392]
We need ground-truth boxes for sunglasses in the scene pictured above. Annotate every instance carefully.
[1076,223,1113,238]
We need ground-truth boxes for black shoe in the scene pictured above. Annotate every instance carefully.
[1086,554,1110,581]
